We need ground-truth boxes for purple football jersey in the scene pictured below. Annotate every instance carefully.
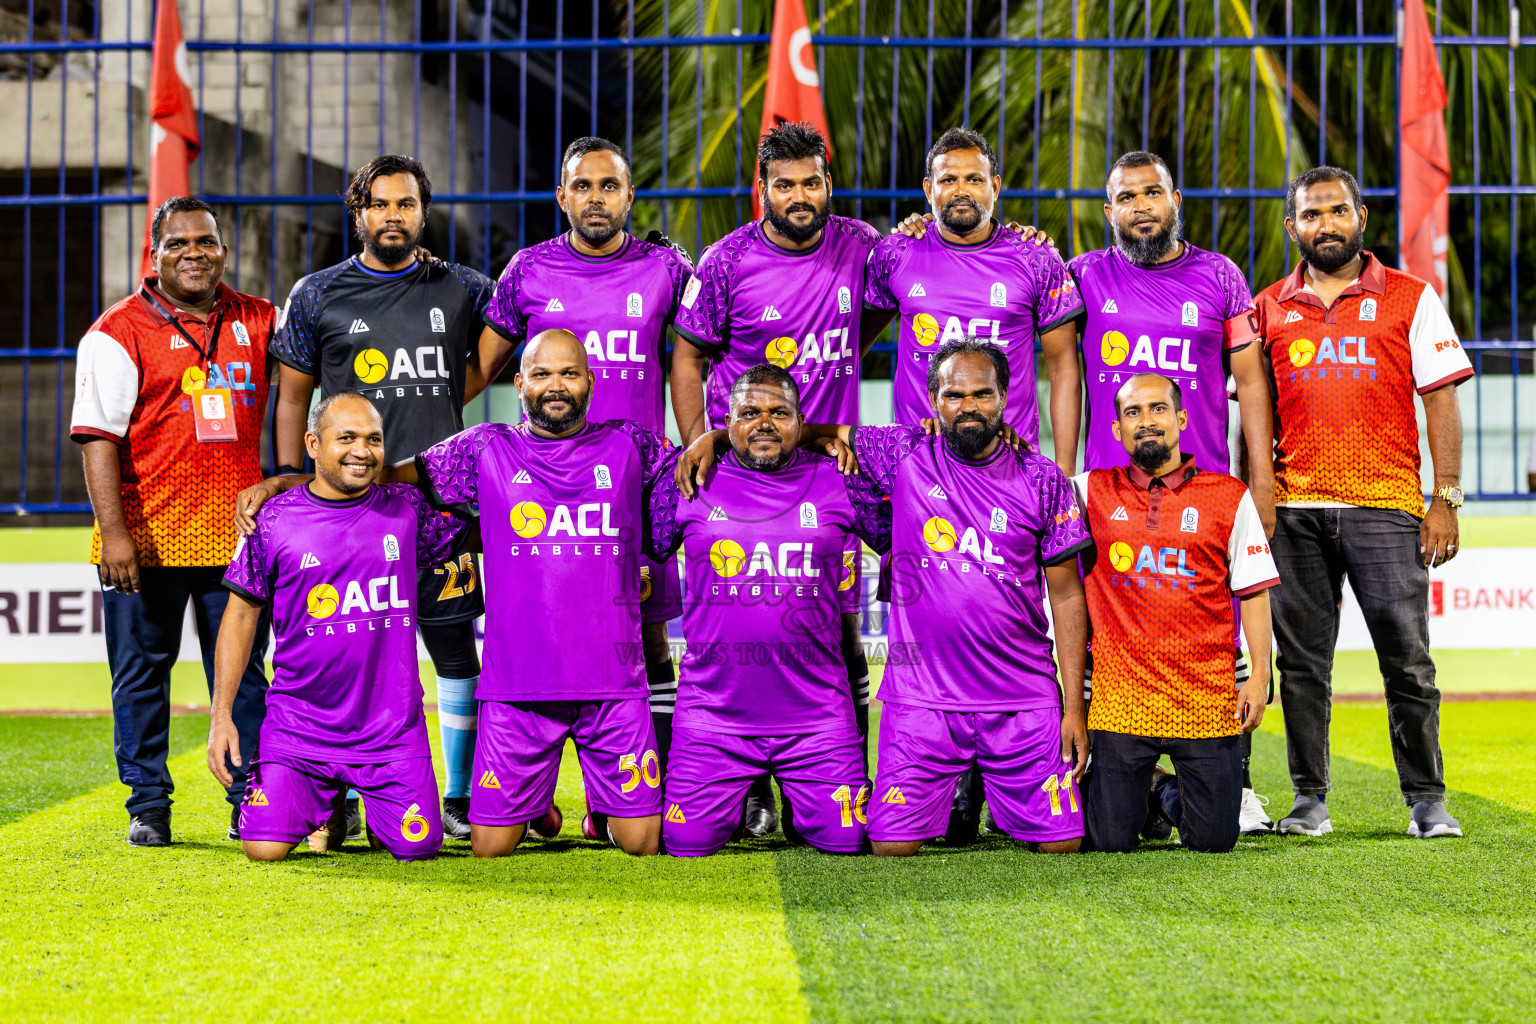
[850,424,1091,711]
[863,224,1084,441]
[482,233,693,431]
[646,449,891,735]
[223,483,463,760]
[673,217,881,429]
[416,419,671,702]
[1069,244,1256,473]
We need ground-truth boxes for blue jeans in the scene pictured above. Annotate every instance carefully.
[1270,506,1444,805]
[103,566,269,814]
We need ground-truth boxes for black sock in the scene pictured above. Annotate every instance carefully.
[646,659,676,775]
[1241,731,1253,790]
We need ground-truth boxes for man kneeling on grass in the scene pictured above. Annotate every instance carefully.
[207,392,468,862]
[1071,373,1278,853]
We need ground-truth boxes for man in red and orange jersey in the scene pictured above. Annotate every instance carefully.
[1256,167,1472,841]
[71,197,275,848]
[1071,373,1278,853]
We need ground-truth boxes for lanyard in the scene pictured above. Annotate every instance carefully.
[139,285,223,368]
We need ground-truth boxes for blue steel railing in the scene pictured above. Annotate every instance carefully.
[0,0,1530,514]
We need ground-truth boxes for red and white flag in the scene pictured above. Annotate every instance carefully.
[1399,0,1450,296]
[754,0,831,220]
[141,0,201,278]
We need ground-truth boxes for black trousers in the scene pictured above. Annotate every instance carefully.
[1085,730,1243,853]
[103,566,269,814]
[1270,506,1444,804]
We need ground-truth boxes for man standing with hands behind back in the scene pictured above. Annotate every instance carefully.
[71,197,276,848]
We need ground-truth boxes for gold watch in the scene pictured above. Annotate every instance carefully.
[1434,485,1465,510]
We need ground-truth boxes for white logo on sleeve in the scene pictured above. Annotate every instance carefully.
[907,283,926,298]
[989,507,1008,534]
[1180,507,1199,533]
[511,469,532,484]
[799,502,818,528]
[232,321,251,346]
[1182,301,1199,327]
[838,286,852,314]
[383,534,401,561]
[681,276,702,309]
[594,464,613,489]
[627,292,643,318]
[1100,299,1118,314]
[544,298,565,313]
[1360,298,1378,322]
[926,484,948,500]
[990,282,1007,307]
[1283,310,1302,325]
[1110,506,1129,521]
[300,552,322,569]
[430,307,446,333]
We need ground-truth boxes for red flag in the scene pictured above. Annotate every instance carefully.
[141,0,201,278]
[754,0,831,220]
[1399,0,1450,296]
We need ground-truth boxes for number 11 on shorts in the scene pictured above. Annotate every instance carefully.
[1040,772,1079,816]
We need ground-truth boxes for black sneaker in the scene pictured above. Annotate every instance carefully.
[742,777,778,839]
[227,804,241,841]
[442,797,471,841]
[128,807,171,847]
[1141,768,1175,841]
[345,797,363,841]
[943,769,984,845]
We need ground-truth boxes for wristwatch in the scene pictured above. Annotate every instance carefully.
[1434,485,1465,509]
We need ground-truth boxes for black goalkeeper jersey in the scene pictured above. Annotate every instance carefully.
[272,256,495,462]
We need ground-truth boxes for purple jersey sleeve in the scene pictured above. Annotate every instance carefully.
[844,471,893,553]
[848,423,925,493]
[1031,247,1086,334]
[400,483,468,566]
[661,246,696,326]
[482,253,528,343]
[608,419,674,484]
[863,237,902,311]
[416,422,512,515]
[222,510,277,602]
[672,249,731,352]
[1030,453,1092,565]
[643,450,685,562]
[1215,255,1257,322]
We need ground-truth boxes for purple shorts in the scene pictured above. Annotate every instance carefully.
[868,701,1084,844]
[641,552,683,624]
[239,751,442,861]
[472,697,663,825]
[664,726,869,856]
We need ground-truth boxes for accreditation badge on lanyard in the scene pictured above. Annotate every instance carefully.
[143,285,237,443]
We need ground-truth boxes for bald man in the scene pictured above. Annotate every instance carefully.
[392,329,673,856]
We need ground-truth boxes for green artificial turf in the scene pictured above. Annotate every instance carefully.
[0,704,1531,1022]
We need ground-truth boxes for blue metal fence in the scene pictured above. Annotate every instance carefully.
[1,0,1531,515]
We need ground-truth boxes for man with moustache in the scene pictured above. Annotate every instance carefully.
[403,329,672,857]
[71,196,276,847]
[680,340,1091,855]
[211,392,465,862]
[259,155,494,841]
[646,364,891,857]
[471,136,691,839]
[1068,150,1277,836]
[669,120,887,837]
[1256,167,1472,840]
[1069,374,1278,854]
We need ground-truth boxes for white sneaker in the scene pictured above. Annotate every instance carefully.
[1239,788,1275,835]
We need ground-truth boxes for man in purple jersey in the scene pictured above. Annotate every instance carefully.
[405,329,670,857]
[648,364,891,856]
[209,393,463,862]
[469,136,691,799]
[1068,151,1277,836]
[864,128,1084,474]
[792,339,1092,855]
[670,121,888,837]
